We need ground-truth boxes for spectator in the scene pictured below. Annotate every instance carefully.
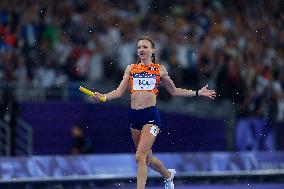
[70,124,92,154]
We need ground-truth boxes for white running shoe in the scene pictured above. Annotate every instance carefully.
[164,169,176,189]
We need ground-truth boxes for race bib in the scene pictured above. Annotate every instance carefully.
[133,77,156,90]
[150,126,159,137]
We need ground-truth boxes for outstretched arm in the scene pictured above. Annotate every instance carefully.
[93,65,132,102]
[160,65,216,99]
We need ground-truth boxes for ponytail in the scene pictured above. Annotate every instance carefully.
[151,53,156,63]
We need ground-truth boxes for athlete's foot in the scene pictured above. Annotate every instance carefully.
[164,169,176,189]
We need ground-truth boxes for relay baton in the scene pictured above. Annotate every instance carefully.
[79,86,106,102]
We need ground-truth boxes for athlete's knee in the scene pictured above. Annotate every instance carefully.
[136,152,147,164]
[146,155,153,166]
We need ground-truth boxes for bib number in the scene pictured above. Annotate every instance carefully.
[150,126,158,137]
[133,77,156,90]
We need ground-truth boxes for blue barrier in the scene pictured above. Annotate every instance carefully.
[0,152,283,183]
[20,102,226,154]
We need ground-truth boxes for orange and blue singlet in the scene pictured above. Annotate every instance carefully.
[129,63,161,95]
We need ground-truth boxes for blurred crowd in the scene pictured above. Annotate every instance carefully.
[0,0,283,122]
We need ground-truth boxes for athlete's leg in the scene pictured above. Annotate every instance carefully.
[135,124,157,189]
[131,127,171,179]
[130,128,141,148]
[147,150,171,179]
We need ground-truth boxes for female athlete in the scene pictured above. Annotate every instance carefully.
[92,37,216,189]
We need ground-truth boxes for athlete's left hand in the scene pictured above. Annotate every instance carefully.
[91,92,107,102]
[198,84,216,99]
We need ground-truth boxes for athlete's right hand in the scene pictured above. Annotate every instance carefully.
[91,92,107,102]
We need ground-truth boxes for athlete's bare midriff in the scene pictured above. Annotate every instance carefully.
[130,91,157,110]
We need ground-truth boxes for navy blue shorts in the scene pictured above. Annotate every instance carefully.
[129,106,161,130]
